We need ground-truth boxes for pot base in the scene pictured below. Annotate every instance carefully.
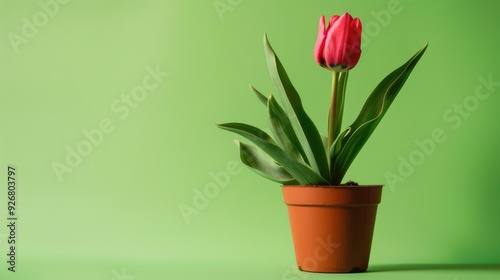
[299,266,366,273]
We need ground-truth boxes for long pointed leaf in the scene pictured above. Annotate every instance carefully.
[263,34,330,182]
[249,84,269,105]
[250,85,308,164]
[218,122,277,145]
[217,122,329,185]
[235,140,298,184]
[331,44,428,184]
[249,86,309,165]
[268,95,308,164]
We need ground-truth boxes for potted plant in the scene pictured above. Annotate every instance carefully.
[217,11,427,273]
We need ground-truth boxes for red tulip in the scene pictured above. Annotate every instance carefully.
[314,13,362,72]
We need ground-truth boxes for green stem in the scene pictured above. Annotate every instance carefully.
[328,71,341,156]
[335,71,349,140]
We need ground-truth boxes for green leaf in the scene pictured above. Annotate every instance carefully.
[322,135,329,155]
[330,44,428,185]
[248,84,309,164]
[268,95,308,164]
[263,34,330,182]
[330,128,350,166]
[218,122,276,145]
[235,140,298,184]
[249,84,269,106]
[217,122,329,185]
[248,83,310,163]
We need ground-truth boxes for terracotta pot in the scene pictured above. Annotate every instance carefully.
[282,185,382,273]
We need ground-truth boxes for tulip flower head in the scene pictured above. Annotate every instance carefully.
[314,13,362,72]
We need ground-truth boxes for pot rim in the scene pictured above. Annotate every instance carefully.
[282,185,383,188]
[282,185,383,206]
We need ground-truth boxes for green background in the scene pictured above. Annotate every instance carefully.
[1,0,499,279]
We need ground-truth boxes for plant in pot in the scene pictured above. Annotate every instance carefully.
[217,11,427,273]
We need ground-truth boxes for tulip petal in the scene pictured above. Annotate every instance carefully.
[314,15,327,66]
[325,15,341,68]
[345,18,362,68]
[352,17,362,32]
[329,15,340,28]
[325,13,352,70]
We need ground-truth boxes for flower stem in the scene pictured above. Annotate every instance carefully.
[328,71,341,155]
